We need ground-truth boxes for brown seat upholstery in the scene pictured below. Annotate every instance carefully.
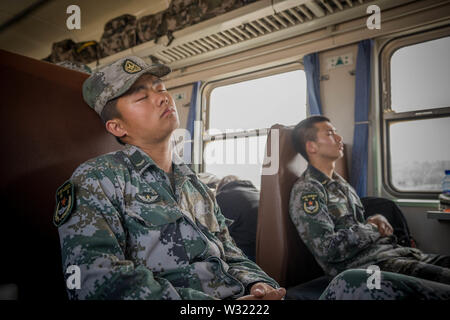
[0,50,122,299]
[256,124,348,288]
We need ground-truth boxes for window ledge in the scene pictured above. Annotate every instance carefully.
[394,198,440,208]
[427,211,450,221]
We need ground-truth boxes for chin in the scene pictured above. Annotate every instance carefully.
[171,116,180,130]
[167,118,181,136]
[330,152,343,162]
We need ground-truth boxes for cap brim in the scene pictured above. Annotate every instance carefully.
[145,64,171,79]
[109,64,172,102]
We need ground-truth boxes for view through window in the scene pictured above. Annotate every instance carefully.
[204,69,307,188]
[389,117,450,191]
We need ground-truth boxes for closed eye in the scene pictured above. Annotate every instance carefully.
[136,95,148,102]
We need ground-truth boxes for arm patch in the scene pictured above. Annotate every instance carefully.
[301,192,320,215]
[53,180,75,227]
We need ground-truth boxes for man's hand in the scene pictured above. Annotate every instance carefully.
[367,214,393,237]
[237,282,286,300]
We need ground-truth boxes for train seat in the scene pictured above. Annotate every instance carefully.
[0,50,121,299]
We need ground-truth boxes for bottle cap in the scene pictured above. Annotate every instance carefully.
[446,170,450,175]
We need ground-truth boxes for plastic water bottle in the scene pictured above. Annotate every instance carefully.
[439,170,450,212]
[443,170,450,194]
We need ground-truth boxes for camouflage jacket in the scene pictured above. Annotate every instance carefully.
[289,164,422,277]
[56,144,278,300]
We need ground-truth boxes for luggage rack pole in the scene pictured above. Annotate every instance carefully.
[203,128,271,142]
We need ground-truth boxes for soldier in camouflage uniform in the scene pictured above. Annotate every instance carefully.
[289,115,450,297]
[54,55,286,300]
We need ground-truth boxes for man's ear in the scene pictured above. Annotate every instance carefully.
[305,140,317,156]
[105,119,127,139]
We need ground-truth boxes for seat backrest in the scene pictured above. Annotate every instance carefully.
[256,124,348,288]
[0,49,122,299]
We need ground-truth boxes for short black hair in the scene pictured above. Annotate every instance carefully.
[101,97,126,145]
[291,115,330,161]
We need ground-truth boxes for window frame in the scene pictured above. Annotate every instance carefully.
[199,62,305,176]
[380,27,450,199]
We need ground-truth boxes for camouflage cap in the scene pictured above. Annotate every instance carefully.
[82,56,171,115]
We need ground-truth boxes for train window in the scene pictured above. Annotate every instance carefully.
[203,69,307,187]
[390,37,450,112]
[382,31,450,197]
[389,117,449,192]
[203,136,268,188]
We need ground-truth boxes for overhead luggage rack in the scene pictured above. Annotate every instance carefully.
[87,0,412,71]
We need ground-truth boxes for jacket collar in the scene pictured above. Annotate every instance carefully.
[306,163,347,186]
[122,144,196,178]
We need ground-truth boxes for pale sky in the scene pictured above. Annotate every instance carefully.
[205,70,307,186]
[391,36,450,112]
[390,117,450,163]
[209,70,307,131]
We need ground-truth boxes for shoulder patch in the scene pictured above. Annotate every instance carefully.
[123,59,142,74]
[301,192,320,215]
[53,180,75,227]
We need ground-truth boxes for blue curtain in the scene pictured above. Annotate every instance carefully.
[350,40,373,197]
[303,53,322,115]
[184,81,201,164]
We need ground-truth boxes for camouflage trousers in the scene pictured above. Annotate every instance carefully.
[378,254,450,285]
[320,269,450,300]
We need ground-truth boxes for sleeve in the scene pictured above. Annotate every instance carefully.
[57,164,215,300]
[288,180,381,266]
[210,195,280,294]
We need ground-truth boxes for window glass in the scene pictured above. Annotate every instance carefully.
[390,36,450,112]
[389,117,450,192]
[203,135,267,188]
[209,70,307,131]
[204,68,307,187]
